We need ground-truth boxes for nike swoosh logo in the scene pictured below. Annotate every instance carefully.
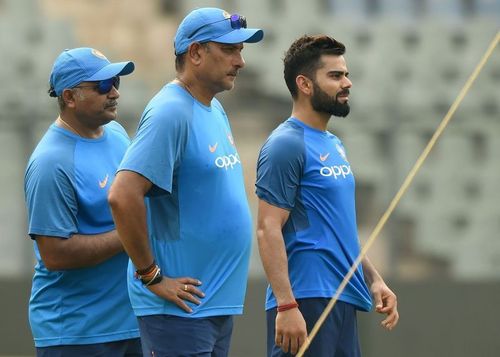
[227,134,234,145]
[209,142,218,153]
[319,153,330,162]
[99,174,109,189]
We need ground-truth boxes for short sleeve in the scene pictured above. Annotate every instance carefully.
[24,156,78,239]
[106,120,131,143]
[255,130,305,210]
[118,102,190,193]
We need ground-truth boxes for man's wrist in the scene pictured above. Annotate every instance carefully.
[135,262,163,286]
[135,261,156,275]
[277,300,299,312]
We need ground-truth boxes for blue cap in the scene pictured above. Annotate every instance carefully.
[174,7,264,55]
[49,47,135,96]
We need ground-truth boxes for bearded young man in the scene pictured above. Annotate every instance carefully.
[255,35,399,357]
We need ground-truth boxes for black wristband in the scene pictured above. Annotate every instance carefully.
[144,273,163,287]
[141,266,163,287]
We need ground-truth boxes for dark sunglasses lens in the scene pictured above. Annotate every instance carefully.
[230,14,247,29]
[98,77,120,94]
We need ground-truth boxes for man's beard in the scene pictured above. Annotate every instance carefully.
[310,81,350,117]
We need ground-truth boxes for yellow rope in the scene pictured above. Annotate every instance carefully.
[297,30,500,357]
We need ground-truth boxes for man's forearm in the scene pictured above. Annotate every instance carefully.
[108,171,156,272]
[109,191,154,271]
[36,230,123,271]
[362,256,383,287]
[257,227,295,305]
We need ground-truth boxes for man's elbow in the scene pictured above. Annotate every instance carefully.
[107,182,125,212]
[256,226,267,246]
[42,256,65,271]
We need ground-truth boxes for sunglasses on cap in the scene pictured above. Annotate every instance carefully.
[73,76,120,94]
[188,14,247,39]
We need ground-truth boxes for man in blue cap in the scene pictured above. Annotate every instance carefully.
[24,47,141,356]
[108,7,263,357]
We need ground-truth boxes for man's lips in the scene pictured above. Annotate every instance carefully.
[337,90,350,100]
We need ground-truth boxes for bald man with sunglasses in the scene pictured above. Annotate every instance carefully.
[24,48,142,356]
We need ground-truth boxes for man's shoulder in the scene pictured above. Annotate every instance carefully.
[29,127,75,166]
[105,121,130,141]
[26,142,75,186]
[266,119,306,148]
[211,97,226,114]
[259,119,306,164]
[142,85,195,124]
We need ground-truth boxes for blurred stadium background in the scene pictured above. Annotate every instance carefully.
[0,0,499,356]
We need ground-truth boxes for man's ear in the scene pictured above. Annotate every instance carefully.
[186,42,205,66]
[296,75,313,97]
[61,89,77,109]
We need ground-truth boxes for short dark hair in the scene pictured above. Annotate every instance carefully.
[175,53,186,72]
[57,95,66,111]
[283,35,346,98]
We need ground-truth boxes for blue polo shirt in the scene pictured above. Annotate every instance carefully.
[119,83,252,317]
[24,121,139,347]
[256,117,372,312]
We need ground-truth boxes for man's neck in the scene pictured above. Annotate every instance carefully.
[57,114,103,139]
[174,75,214,106]
[291,102,330,132]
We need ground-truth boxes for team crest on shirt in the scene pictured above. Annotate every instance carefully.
[336,144,347,161]
[91,49,108,60]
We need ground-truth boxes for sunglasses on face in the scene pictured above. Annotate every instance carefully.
[73,76,120,94]
[188,14,247,39]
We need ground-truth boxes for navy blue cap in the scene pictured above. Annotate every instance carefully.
[174,7,264,55]
[49,47,135,96]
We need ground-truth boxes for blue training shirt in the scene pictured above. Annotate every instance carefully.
[256,117,372,312]
[24,121,140,347]
[119,82,252,318]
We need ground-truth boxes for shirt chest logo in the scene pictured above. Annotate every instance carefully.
[317,143,351,179]
[208,142,218,153]
[98,174,109,189]
[207,138,241,170]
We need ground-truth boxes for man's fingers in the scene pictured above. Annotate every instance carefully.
[182,284,205,298]
[289,336,299,355]
[175,298,193,313]
[179,277,202,286]
[275,333,283,347]
[373,292,383,310]
[178,290,201,305]
[281,337,290,353]
[381,311,399,330]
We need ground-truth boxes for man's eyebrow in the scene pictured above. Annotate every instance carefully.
[327,70,349,76]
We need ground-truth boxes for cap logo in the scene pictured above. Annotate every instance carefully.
[91,49,108,60]
[222,10,231,19]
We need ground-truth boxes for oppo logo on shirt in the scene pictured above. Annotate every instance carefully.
[320,165,352,179]
[215,153,241,170]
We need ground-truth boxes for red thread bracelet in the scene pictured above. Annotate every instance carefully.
[277,301,299,312]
